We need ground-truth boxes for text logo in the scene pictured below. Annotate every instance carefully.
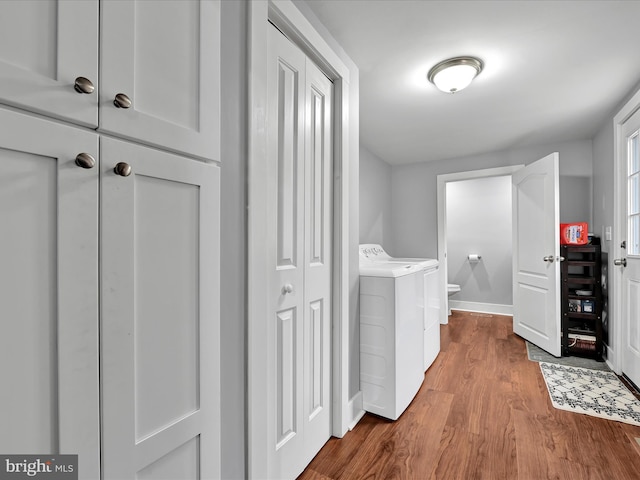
[0,455,77,480]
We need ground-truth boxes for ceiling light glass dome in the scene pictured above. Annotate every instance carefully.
[427,57,484,93]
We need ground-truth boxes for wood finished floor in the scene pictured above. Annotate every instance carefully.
[298,310,640,480]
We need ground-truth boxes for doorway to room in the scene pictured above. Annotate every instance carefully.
[437,165,522,324]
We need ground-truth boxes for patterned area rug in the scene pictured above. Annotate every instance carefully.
[539,362,640,426]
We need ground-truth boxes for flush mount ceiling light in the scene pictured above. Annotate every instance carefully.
[427,56,483,94]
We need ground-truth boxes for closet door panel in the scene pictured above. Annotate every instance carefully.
[302,58,333,458]
[0,108,100,478]
[101,137,220,479]
[0,0,98,127]
[100,0,220,161]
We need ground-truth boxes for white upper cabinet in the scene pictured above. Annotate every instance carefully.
[0,0,220,161]
[0,0,99,127]
[100,0,221,161]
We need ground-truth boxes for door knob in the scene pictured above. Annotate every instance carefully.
[114,162,132,177]
[75,152,96,169]
[113,93,132,109]
[614,258,627,267]
[282,284,293,294]
[543,255,555,263]
[74,76,95,94]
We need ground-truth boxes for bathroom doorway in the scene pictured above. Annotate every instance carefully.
[437,166,522,324]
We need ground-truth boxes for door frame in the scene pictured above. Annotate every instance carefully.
[437,165,523,324]
[612,87,640,373]
[247,1,354,477]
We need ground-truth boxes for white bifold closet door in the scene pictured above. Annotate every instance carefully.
[100,138,220,479]
[266,23,333,480]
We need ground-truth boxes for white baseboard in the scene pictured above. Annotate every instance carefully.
[449,300,513,316]
[605,344,618,373]
[347,391,365,431]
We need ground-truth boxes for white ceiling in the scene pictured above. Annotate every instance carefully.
[302,0,640,165]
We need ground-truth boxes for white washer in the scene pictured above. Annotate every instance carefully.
[359,254,424,420]
[360,245,441,371]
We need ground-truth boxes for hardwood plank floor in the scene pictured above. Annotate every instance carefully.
[298,311,640,480]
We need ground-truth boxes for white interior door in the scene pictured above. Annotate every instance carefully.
[512,153,561,356]
[100,137,220,479]
[266,23,333,479]
[618,107,640,388]
[0,108,100,477]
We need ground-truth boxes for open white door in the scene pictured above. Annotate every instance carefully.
[512,153,561,356]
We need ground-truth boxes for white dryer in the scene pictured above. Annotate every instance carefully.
[360,245,441,371]
[359,254,424,420]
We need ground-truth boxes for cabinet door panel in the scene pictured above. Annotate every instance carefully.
[101,138,220,479]
[0,1,98,127]
[100,0,220,161]
[0,108,99,477]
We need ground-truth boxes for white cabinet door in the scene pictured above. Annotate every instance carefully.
[100,138,220,479]
[100,0,220,161]
[0,108,100,478]
[0,1,98,127]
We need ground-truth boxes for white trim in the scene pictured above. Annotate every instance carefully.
[347,391,365,431]
[436,165,523,326]
[612,87,640,374]
[449,300,514,316]
[247,1,354,477]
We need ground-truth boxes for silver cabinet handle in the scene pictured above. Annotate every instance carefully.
[114,162,132,177]
[614,258,627,267]
[282,284,293,294]
[114,93,132,109]
[557,256,565,262]
[75,152,96,169]
[74,76,95,94]
[543,255,555,263]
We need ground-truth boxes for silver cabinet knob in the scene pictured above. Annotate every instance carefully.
[614,258,627,267]
[114,162,132,177]
[74,76,95,94]
[543,255,555,263]
[282,284,293,294]
[75,152,96,169]
[113,93,132,109]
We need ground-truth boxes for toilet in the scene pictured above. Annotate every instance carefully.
[447,283,461,315]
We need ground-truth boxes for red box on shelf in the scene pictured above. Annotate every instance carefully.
[560,222,589,245]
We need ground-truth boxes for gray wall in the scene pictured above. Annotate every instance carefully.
[389,139,593,258]
[591,79,640,353]
[219,1,247,478]
[360,146,393,248]
[446,176,513,305]
[560,176,592,224]
[592,121,614,255]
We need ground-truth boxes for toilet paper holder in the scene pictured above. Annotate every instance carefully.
[467,254,482,262]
